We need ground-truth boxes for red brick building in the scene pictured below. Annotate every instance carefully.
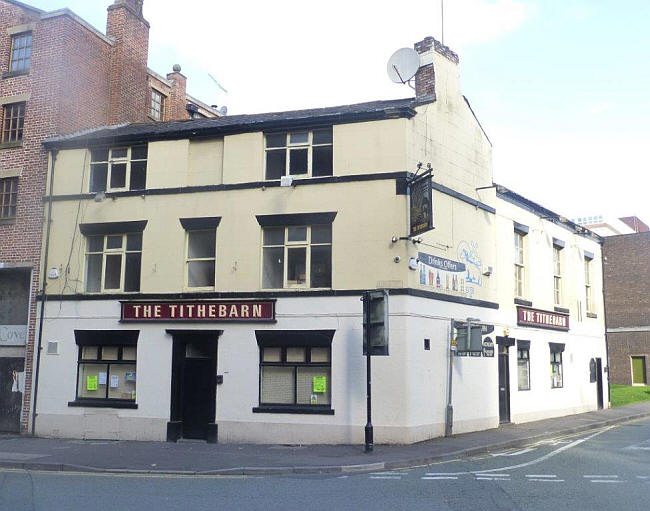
[603,231,650,386]
[0,0,217,433]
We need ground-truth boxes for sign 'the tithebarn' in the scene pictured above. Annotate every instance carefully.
[121,300,275,322]
[517,306,569,331]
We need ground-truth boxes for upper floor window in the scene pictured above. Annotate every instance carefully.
[9,32,32,74]
[0,177,18,220]
[90,145,147,193]
[85,233,142,293]
[150,89,164,121]
[265,128,333,180]
[186,229,216,288]
[553,245,563,305]
[1,102,25,145]
[262,224,332,289]
[514,229,526,298]
[584,254,594,313]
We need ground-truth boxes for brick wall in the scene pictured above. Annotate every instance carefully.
[607,332,650,385]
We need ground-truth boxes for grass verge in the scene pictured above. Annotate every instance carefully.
[610,384,650,407]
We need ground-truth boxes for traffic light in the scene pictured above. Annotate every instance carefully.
[363,290,389,356]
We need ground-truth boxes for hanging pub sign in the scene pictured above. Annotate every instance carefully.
[121,300,275,322]
[409,175,433,236]
[517,306,569,331]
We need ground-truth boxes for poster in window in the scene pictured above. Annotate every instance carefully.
[410,176,433,236]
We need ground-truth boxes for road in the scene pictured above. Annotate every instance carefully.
[2,418,650,511]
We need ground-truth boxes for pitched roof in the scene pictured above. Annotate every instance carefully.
[44,98,418,149]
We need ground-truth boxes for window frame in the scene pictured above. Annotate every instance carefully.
[514,230,526,298]
[8,31,32,75]
[553,245,563,306]
[184,228,217,290]
[73,344,137,406]
[89,145,148,193]
[1,102,26,145]
[84,232,142,293]
[584,256,594,313]
[257,344,332,410]
[264,127,333,180]
[0,177,18,220]
[517,348,530,391]
[550,350,563,389]
[150,88,165,121]
[261,224,332,290]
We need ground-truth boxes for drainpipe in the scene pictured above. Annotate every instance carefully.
[445,318,454,436]
[600,236,610,406]
[31,149,58,436]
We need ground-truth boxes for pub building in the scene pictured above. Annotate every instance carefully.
[32,36,607,444]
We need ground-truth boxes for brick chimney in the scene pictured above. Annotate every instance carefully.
[413,36,459,102]
[106,0,150,124]
[166,64,189,121]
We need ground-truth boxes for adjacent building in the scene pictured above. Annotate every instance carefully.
[31,35,608,444]
[0,0,217,433]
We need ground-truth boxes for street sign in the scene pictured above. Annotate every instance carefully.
[482,337,494,357]
[363,290,389,356]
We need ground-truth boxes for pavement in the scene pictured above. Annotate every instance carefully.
[1,401,650,476]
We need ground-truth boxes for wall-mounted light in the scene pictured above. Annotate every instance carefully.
[280,176,294,187]
[408,257,419,270]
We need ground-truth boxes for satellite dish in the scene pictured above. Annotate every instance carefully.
[387,48,420,84]
[219,105,228,116]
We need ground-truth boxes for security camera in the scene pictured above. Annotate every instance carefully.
[394,256,401,263]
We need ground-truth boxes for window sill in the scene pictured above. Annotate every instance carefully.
[550,386,564,390]
[554,306,570,314]
[2,70,29,79]
[0,218,17,225]
[0,141,23,150]
[514,298,532,307]
[68,399,138,409]
[586,312,598,319]
[252,406,334,415]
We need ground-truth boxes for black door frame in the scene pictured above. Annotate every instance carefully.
[496,336,515,424]
[166,330,222,443]
[595,357,604,410]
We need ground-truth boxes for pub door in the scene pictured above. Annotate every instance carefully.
[596,358,604,410]
[169,332,218,441]
[498,345,511,424]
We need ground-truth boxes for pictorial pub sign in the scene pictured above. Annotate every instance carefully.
[410,175,433,236]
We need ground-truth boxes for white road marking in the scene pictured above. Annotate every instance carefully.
[636,476,650,479]
[425,426,616,477]
[525,475,557,478]
[491,447,537,457]
[421,476,459,480]
[369,476,401,479]
[370,472,404,476]
[475,477,510,481]
[589,480,625,484]
[528,478,565,482]
[584,475,618,478]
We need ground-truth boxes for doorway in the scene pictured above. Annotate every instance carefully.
[631,356,647,386]
[498,345,511,423]
[596,358,604,409]
[168,330,220,442]
[0,358,24,432]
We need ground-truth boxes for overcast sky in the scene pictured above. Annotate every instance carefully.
[28,0,650,224]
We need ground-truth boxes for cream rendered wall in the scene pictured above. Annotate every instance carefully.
[407,52,493,200]
[222,132,264,184]
[333,119,408,175]
[146,140,190,189]
[44,177,411,295]
[50,148,89,196]
[188,139,223,187]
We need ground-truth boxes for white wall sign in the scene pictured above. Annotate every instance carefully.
[0,325,27,346]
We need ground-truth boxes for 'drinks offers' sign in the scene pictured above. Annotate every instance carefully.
[121,301,275,322]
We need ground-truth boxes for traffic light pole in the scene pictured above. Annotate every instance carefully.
[364,292,373,452]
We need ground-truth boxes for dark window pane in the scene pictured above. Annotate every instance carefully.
[126,233,142,251]
[188,230,216,259]
[91,149,109,162]
[263,227,284,246]
[311,225,332,243]
[106,235,122,249]
[87,236,104,252]
[131,145,148,160]
[89,164,107,193]
[104,254,122,289]
[266,133,286,148]
[124,253,141,292]
[289,131,308,144]
[85,254,103,292]
[312,128,332,144]
[312,146,333,176]
[289,148,308,175]
[129,160,147,190]
[287,247,306,285]
[266,149,286,179]
[188,260,215,287]
[287,226,307,242]
[110,163,127,189]
[263,247,284,288]
[111,148,127,159]
[310,245,331,288]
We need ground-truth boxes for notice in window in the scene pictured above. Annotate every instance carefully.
[312,375,327,393]
[110,375,119,388]
[86,375,98,391]
[98,372,107,385]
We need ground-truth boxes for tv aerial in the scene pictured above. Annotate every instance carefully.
[208,73,229,115]
[386,48,420,89]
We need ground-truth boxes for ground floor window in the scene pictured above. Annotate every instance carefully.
[72,331,138,405]
[517,347,530,391]
[550,349,563,388]
[255,330,334,412]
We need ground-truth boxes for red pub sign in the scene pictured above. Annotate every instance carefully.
[517,306,569,331]
[121,300,275,322]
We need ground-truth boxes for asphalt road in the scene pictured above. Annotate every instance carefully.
[2,418,650,511]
